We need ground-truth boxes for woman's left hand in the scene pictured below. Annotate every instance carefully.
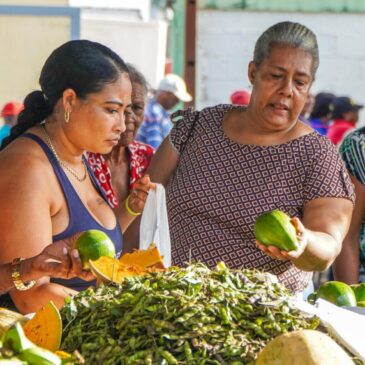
[127,174,156,214]
[256,217,309,261]
[29,235,95,282]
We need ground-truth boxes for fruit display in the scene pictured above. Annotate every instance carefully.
[75,230,116,270]
[254,210,299,251]
[60,263,318,364]
[255,329,355,365]
[1,242,361,364]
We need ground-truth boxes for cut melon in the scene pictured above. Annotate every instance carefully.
[119,244,164,268]
[89,256,148,284]
[23,301,62,352]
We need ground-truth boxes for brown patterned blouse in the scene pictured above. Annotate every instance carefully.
[167,104,355,293]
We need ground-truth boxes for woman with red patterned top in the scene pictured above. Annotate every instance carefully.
[147,21,354,295]
[88,64,154,251]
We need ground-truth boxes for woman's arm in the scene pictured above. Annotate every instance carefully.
[0,155,85,313]
[257,197,353,272]
[0,239,93,295]
[119,138,179,252]
[333,174,365,283]
[294,197,353,271]
[118,137,179,233]
[117,174,156,233]
[122,216,142,253]
[147,137,179,186]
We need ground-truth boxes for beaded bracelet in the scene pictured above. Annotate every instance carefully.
[125,194,141,216]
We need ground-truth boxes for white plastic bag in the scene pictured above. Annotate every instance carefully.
[139,184,171,267]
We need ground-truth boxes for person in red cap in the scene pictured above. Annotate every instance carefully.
[230,89,251,105]
[0,101,23,145]
[327,96,363,146]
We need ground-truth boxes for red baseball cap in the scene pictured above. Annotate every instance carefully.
[1,101,24,117]
[230,90,251,105]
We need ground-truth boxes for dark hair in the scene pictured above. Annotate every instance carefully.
[126,63,149,97]
[310,92,335,119]
[253,21,319,77]
[1,40,129,150]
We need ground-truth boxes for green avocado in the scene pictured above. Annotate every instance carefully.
[254,210,299,251]
[317,281,357,307]
[350,283,365,304]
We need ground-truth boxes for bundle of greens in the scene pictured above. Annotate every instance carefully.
[61,263,318,364]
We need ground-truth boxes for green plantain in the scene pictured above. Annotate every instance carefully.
[19,346,61,365]
[2,323,33,353]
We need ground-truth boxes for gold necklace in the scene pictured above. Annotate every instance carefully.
[41,124,87,182]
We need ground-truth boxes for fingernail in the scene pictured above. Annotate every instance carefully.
[72,250,79,258]
[63,247,68,255]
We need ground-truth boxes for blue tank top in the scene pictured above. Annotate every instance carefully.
[22,133,123,291]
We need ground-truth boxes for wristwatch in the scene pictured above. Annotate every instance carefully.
[11,257,36,291]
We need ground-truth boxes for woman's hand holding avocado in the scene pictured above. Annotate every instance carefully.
[256,217,309,261]
[24,236,94,282]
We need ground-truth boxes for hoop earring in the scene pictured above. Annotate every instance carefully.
[64,110,70,123]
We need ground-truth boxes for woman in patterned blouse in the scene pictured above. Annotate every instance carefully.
[147,21,354,294]
[333,128,365,284]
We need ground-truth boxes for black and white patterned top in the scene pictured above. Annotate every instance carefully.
[166,104,354,293]
[340,127,365,280]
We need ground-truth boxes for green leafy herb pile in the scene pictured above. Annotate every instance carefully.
[61,263,318,364]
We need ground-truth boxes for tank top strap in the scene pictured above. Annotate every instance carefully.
[22,133,65,180]
[21,133,81,212]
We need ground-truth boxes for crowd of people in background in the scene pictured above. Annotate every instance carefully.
[1,20,365,314]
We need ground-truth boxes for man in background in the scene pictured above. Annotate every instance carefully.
[136,74,192,149]
[0,101,23,145]
[327,96,363,146]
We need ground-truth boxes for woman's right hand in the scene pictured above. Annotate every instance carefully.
[256,217,309,261]
[127,174,156,214]
[27,236,94,282]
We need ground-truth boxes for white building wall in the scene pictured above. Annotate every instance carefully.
[81,15,167,89]
[197,10,365,124]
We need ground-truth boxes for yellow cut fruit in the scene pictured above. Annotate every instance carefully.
[89,256,148,284]
[119,244,165,268]
[23,301,62,352]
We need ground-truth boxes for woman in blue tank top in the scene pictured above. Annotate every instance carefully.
[0,40,154,314]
